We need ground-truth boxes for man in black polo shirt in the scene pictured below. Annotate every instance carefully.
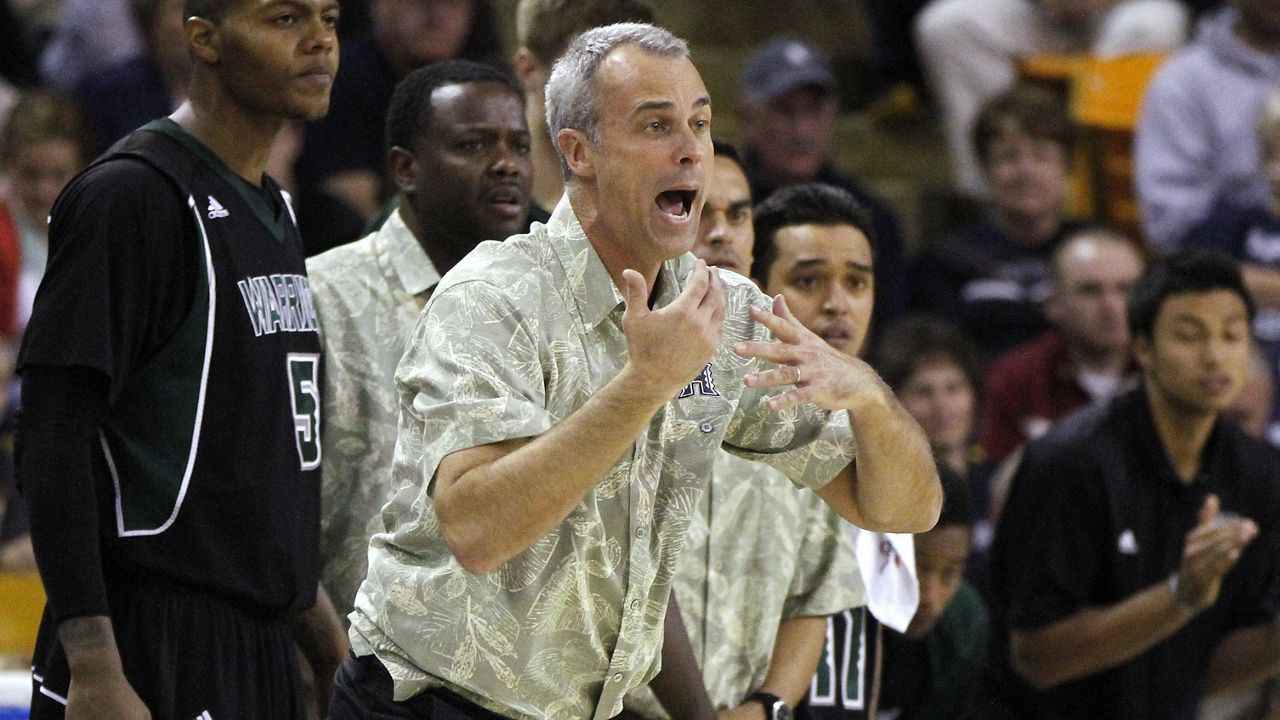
[986,249,1280,720]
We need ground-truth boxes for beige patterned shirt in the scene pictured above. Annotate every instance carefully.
[306,209,440,620]
[349,198,857,720]
[625,451,863,718]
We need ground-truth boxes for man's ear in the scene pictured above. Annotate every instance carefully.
[388,146,417,194]
[1132,334,1153,373]
[512,48,545,94]
[185,16,220,64]
[556,128,595,180]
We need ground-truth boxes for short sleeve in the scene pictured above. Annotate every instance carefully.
[18,158,194,398]
[720,288,857,491]
[783,497,862,618]
[723,387,856,492]
[395,279,555,495]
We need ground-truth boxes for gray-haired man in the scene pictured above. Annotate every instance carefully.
[330,23,941,720]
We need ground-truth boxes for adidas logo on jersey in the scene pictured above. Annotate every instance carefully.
[207,195,229,219]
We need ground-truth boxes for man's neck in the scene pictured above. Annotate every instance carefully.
[1068,341,1130,376]
[992,208,1060,247]
[1145,382,1217,484]
[411,208,471,277]
[568,186,661,298]
[743,152,813,195]
[170,90,282,186]
[937,442,968,478]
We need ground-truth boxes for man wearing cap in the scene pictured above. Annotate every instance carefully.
[736,36,908,340]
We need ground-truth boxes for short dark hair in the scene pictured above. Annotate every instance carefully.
[183,0,236,22]
[712,137,745,173]
[872,314,982,400]
[750,183,874,282]
[516,0,656,67]
[385,60,524,155]
[1127,249,1256,342]
[972,82,1075,167]
[935,462,974,529]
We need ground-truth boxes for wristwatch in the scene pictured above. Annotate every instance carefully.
[747,691,792,720]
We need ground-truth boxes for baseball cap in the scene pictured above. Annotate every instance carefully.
[739,37,836,104]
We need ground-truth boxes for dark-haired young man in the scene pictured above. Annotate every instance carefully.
[986,250,1280,719]
[19,1,346,718]
[308,59,533,623]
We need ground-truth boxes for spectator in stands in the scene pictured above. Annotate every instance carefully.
[916,0,1188,198]
[874,465,988,720]
[873,314,993,572]
[0,0,39,89]
[875,316,982,490]
[986,249,1280,719]
[75,0,188,154]
[1183,86,1280,443]
[1136,0,1280,251]
[909,83,1080,363]
[1224,340,1277,443]
[295,0,506,253]
[39,0,142,92]
[736,36,909,342]
[980,227,1146,467]
[513,0,656,215]
[0,90,91,341]
[308,60,533,622]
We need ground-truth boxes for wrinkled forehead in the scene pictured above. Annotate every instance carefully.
[595,46,708,112]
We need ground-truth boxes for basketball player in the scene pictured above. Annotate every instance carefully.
[18,1,347,717]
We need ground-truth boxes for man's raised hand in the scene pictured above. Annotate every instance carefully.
[621,259,725,400]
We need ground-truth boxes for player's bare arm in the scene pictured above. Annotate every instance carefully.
[59,616,150,720]
[734,295,942,533]
[433,261,726,573]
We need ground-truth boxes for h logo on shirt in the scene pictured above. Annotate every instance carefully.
[679,363,719,398]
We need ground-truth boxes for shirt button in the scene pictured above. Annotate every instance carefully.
[612,673,623,683]
[699,421,715,433]
[636,526,649,539]
[628,598,640,611]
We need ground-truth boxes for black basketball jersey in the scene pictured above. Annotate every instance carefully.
[56,120,321,612]
[795,608,879,720]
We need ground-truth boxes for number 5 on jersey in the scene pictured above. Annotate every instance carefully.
[287,353,322,470]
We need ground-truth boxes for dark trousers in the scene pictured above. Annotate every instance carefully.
[328,653,511,720]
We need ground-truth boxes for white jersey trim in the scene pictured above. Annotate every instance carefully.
[106,194,217,537]
[38,683,68,705]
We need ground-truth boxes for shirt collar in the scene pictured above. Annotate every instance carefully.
[1125,383,1225,488]
[375,208,440,299]
[546,197,693,331]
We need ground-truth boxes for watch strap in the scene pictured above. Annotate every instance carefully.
[747,691,787,720]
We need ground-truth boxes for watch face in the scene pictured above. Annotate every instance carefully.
[774,702,793,720]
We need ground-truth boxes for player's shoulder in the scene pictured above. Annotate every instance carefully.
[63,155,177,206]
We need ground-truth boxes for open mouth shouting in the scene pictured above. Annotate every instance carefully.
[655,188,697,223]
